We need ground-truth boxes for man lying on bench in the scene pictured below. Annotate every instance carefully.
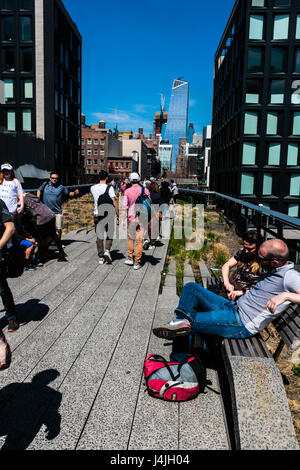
[153,239,300,343]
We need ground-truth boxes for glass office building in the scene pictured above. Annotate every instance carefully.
[164,79,189,172]
[158,142,173,170]
[211,0,300,217]
[0,0,82,186]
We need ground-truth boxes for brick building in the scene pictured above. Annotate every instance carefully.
[81,116,121,176]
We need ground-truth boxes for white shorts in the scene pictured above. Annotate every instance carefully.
[55,214,64,231]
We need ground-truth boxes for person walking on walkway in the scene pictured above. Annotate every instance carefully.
[153,239,300,342]
[122,172,150,270]
[91,170,119,265]
[0,163,24,219]
[37,172,79,241]
[0,199,19,332]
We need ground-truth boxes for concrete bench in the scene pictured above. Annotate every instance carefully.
[197,261,299,450]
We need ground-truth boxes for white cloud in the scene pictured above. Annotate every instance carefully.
[92,108,153,132]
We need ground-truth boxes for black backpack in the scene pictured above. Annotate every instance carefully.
[97,185,115,221]
[5,240,26,278]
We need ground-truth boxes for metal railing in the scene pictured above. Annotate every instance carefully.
[178,188,300,264]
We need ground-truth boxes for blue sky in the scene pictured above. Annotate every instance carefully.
[63,0,235,135]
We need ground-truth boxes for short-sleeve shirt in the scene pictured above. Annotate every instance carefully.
[238,262,300,334]
[232,248,264,289]
[90,184,116,216]
[123,185,150,222]
[38,182,69,214]
[0,179,24,214]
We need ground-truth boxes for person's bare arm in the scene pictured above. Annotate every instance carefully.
[112,197,119,222]
[221,257,238,292]
[0,222,15,250]
[266,288,300,313]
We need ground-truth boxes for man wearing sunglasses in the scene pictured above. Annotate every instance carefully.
[37,172,79,241]
[153,238,300,346]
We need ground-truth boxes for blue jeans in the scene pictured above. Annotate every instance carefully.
[175,282,252,339]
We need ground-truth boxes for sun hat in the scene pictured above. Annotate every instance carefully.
[129,172,141,182]
[1,163,13,171]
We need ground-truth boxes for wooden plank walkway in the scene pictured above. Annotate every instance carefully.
[0,228,231,450]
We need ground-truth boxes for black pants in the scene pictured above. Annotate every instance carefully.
[36,219,65,259]
[0,261,16,321]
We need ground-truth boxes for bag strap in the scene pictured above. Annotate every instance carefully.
[146,354,178,382]
[185,356,206,386]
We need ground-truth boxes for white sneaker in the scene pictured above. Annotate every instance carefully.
[125,259,134,266]
[133,264,142,270]
[148,244,154,250]
[143,240,150,250]
[104,251,112,264]
[99,258,105,265]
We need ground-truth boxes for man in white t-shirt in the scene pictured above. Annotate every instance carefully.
[90,171,119,264]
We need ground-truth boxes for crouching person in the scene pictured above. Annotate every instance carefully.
[153,239,300,344]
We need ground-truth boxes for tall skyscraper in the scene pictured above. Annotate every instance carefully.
[164,78,189,172]
[0,0,82,186]
[211,0,300,217]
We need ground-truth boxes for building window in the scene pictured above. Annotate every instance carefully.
[87,149,92,155]
[274,0,290,5]
[247,47,264,72]
[252,0,265,5]
[266,112,278,135]
[100,149,104,155]
[3,48,15,72]
[295,48,300,72]
[22,109,32,131]
[287,144,298,165]
[270,47,287,72]
[249,15,264,40]
[24,79,33,100]
[270,80,285,104]
[273,15,289,40]
[20,17,32,41]
[241,173,255,195]
[20,0,34,9]
[2,0,15,9]
[292,112,300,134]
[288,204,299,217]
[94,139,98,145]
[81,150,85,156]
[4,78,14,102]
[268,143,281,165]
[290,174,300,195]
[263,174,273,195]
[3,16,14,41]
[87,138,92,145]
[246,79,261,103]
[94,149,98,155]
[21,48,33,72]
[93,160,97,165]
[244,112,258,134]
[242,142,256,165]
[6,110,16,131]
[296,16,300,40]
[87,159,91,165]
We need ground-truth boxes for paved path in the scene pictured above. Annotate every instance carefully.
[0,228,230,450]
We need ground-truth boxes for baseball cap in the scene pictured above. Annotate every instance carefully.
[1,163,13,171]
[129,172,140,182]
